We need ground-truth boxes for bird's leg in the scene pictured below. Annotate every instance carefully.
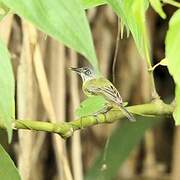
[93,104,112,123]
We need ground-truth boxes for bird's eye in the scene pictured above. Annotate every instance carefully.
[85,69,91,75]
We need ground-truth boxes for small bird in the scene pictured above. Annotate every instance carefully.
[70,66,135,122]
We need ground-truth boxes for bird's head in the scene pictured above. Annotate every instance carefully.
[69,67,96,82]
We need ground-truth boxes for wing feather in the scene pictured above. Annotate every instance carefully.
[84,79,122,105]
[83,78,135,121]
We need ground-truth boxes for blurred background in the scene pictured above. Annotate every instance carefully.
[0,4,178,180]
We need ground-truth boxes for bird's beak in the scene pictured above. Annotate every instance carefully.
[69,67,81,74]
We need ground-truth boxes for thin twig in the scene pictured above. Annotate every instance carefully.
[112,18,120,83]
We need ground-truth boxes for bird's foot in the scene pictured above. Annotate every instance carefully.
[93,105,112,124]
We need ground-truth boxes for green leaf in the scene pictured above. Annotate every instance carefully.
[106,0,149,58]
[75,96,107,117]
[149,0,166,19]
[174,86,180,125]
[85,117,161,180]
[165,9,180,125]
[81,0,106,9]
[0,2,9,21]
[0,39,15,143]
[0,145,21,180]
[166,9,180,86]
[2,0,99,72]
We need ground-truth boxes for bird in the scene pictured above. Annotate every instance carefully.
[70,66,135,122]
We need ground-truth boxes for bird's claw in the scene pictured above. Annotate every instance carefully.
[93,113,104,124]
[93,106,112,124]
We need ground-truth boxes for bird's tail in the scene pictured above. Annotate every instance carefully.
[119,104,136,122]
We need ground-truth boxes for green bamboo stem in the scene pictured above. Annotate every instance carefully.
[143,23,159,99]
[0,101,174,139]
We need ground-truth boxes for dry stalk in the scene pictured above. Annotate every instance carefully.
[17,20,37,180]
[0,13,13,45]
[69,49,83,180]
[33,38,72,179]
[172,127,180,180]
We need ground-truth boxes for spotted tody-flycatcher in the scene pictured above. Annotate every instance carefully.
[70,67,135,122]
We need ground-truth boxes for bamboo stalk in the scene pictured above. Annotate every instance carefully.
[47,38,72,180]
[0,102,173,137]
[17,20,37,180]
[172,127,180,180]
[69,49,83,180]
[33,39,72,179]
[0,13,13,45]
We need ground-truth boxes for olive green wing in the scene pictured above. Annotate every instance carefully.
[83,78,136,122]
[83,77,123,105]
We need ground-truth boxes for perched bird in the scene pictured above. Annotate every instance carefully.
[70,67,135,122]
